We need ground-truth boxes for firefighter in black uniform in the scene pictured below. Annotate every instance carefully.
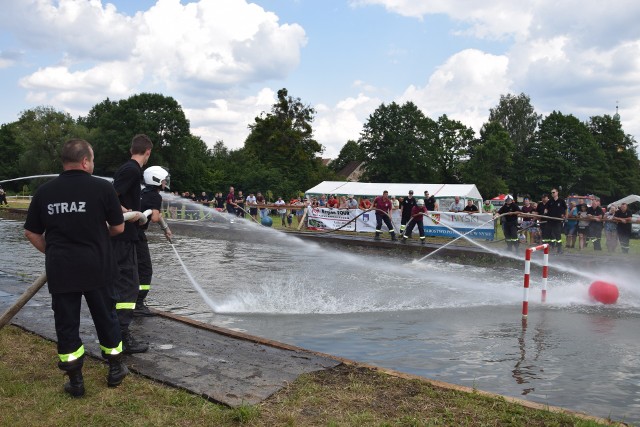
[400,190,417,234]
[614,203,633,253]
[547,188,567,253]
[498,195,521,252]
[112,134,153,353]
[134,166,173,317]
[24,139,128,397]
[586,198,604,251]
[536,194,551,245]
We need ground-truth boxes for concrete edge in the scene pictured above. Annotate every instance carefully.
[152,309,627,426]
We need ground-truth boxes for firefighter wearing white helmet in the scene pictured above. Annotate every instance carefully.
[402,197,428,244]
[135,166,172,317]
[143,166,170,189]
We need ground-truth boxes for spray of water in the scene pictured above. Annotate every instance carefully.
[150,193,637,316]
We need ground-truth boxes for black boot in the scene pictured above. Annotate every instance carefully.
[374,232,381,241]
[106,355,129,387]
[58,357,85,397]
[122,328,149,354]
[133,299,155,317]
[390,232,397,241]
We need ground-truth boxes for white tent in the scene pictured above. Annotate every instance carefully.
[305,181,484,210]
[608,195,640,207]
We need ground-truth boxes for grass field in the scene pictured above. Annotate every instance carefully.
[0,326,616,427]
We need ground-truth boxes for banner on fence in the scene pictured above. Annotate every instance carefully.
[307,208,495,239]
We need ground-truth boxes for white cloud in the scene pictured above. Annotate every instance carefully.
[3,0,306,125]
[399,49,510,133]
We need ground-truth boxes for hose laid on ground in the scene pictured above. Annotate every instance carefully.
[0,210,150,331]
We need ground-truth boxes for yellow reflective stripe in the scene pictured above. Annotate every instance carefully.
[116,302,136,310]
[139,284,151,291]
[59,345,85,362]
[100,341,124,355]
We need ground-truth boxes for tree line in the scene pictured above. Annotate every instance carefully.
[1,90,639,204]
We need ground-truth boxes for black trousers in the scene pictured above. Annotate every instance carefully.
[375,212,394,233]
[136,235,153,301]
[52,287,121,358]
[111,239,139,328]
[405,218,425,237]
[549,221,563,246]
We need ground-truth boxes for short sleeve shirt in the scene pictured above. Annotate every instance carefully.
[24,170,123,293]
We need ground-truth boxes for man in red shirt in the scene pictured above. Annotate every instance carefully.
[373,190,396,241]
[327,195,339,208]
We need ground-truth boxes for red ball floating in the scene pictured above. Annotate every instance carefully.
[589,281,619,305]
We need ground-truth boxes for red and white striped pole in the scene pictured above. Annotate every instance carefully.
[522,243,549,319]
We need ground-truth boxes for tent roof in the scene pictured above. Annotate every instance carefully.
[305,181,483,200]
[608,194,640,207]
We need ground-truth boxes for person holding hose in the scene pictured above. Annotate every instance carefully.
[23,139,129,397]
[373,190,396,241]
[402,198,427,244]
[498,195,521,252]
[111,134,153,353]
[134,166,172,317]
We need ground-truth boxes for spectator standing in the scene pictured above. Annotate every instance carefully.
[463,199,479,213]
[587,198,604,250]
[603,205,619,252]
[256,192,267,219]
[235,190,245,217]
[215,192,224,210]
[400,190,417,234]
[359,196,372,210]
[449,196,464,212]
[498,195,521,252]
[111,134,153,354]
[423,191,437,211]
[373,190,396,241]
[246,193,258,220]
[275,197,287,227]
[0,185,7,205]
[483,199,498,241]
[520,198,536,244]
[24,139,129,397]
[577,204,589,250]
[225,186,236,215]
[565,201,578,248]
[347,194,358,210]
[614,203,633,253]
[327,195,339,208]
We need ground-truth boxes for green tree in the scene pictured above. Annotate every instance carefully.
[530,111,611,197]
[431,114,475,183]
[80,93,201,190]
[14,106,88,176]
[488,93,541,195]
[0,123,24,188]
[244,88,327,194]
[359,101,438,183]
[588,114,640,200]
[462,122,514,198]
[330,140,366,174]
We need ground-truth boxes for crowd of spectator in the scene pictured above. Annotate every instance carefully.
[161,188,636,254]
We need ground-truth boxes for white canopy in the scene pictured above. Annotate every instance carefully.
[608,195,640,207]
[305,181,484,206]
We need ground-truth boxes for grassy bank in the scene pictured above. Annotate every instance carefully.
[0,326,617,426]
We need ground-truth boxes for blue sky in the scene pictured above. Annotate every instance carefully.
[1,0,637,157]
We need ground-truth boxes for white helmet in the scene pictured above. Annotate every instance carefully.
[417,199,425,206]
[505,194,513,202]
[143,166,170,189]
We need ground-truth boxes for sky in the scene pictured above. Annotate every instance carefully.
[1,0,639,158]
